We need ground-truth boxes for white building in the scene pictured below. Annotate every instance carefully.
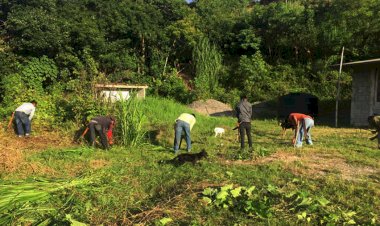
[95,84,148,102]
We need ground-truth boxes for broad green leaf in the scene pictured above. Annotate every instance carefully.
[292,178,300,183]
[316,197,330,207]
[65,214,87,226]
[216,190,229,201]
[344,211,356,218]
[298,197,313,207]
[285,191,297,198]
[246,186,256,195]
[221,184,233,191]
[267,184,278,194]
[202,197,212,204]
[202,188,216,196]
[231,187,242,198]
[159,217,173,225]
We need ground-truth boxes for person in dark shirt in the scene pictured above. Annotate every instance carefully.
[88,115,116,149]
[235,95,253,149]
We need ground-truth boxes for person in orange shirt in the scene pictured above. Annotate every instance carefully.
[288,113,314,148]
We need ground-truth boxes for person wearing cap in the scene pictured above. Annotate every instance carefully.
[173,113,196,154]
[288,113,314,148]
[14,100,37,137]
[88,115,116,149]
[235,95,253,149]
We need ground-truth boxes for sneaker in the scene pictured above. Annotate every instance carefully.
[187,149,191,153]
[18,135,23,138]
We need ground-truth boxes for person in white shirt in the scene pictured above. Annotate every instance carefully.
[14,101,37,137]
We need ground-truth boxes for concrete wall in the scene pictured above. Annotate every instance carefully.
[350,70,373,126]
[100,90,130,102]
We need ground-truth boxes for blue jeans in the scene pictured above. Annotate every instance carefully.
[173,120,191,153]
[15,111,31,135]
[296,118,314,147]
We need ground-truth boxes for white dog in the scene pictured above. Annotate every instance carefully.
[214,127,225,137]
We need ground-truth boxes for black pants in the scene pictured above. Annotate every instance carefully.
[239,122,252,149]
[89,122,109,149]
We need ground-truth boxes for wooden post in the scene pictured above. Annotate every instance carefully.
[335,47,345,128]
[7,112,15,130]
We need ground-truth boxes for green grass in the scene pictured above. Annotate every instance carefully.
[0,97,379,225]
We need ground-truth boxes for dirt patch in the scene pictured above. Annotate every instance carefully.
[188,99,233,117]
[222,150,379,181]
[90,159,110,169]
[0,149,23,173]
[24,162,58,176]
[0,126,75,174]
[259,151,379,181]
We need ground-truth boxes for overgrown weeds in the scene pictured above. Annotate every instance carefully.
[115,94,146,147]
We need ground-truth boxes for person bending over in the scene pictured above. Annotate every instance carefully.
[88,115,116,149]
[173,113,196,154]
[288,113,314,148]
[14,101,37,137]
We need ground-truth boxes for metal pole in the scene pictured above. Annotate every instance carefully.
[335,47,345,127]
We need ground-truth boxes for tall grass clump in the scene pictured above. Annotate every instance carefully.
[141,96,193,125]
[115,94,146,147]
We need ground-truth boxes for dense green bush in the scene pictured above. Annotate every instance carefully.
[0,56,60,122]
[150,70,194,104]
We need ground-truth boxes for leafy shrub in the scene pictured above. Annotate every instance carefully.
[201,182,363,225]
[151,70,194,104]
[0,56,60,123]
[201,184,279,219]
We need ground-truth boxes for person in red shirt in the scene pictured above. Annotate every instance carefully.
[288,113,314,147]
